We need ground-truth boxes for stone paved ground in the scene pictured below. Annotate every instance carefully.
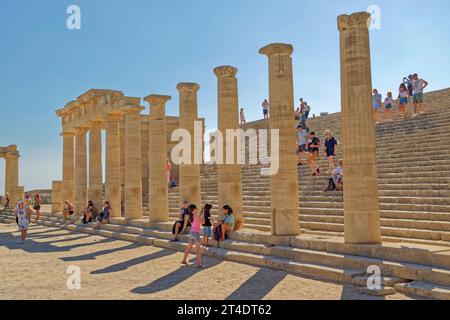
[0,223,419,300]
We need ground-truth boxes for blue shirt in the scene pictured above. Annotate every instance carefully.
[372,93,382,109]
[222,214,235,229]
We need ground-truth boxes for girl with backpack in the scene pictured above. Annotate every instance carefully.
[181,204,203,268]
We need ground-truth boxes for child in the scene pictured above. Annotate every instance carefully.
[181,204,203,268]
[384,92,394,122]
[15,200,32,243]
[398,83,409,120]
[202,204,213,247]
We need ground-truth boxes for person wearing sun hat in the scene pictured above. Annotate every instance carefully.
[324,129,338,174]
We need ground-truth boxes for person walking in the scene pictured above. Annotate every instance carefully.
[398,83,410,120]
[240,108,246,124]
[33,193,42,221]
[412,73,429,116]
[262,99,269,119]
[384,92,394,122]
[202,203,214,247]
[308,132,321,176]
[296,125,307,166]
[304,102,311,119]
[181,204,203,268]
[372,89,382,124]
[15,200,32,243]
[324,130,338,174]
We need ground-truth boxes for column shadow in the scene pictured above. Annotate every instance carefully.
[91,248,176,275]
[226,268,287,300]
[61,243,140,262]
[131,258,222,295]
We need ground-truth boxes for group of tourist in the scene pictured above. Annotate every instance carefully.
[171,200,236,268]
[373,73,429,123]
[12,193,42,243]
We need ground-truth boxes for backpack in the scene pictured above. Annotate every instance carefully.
[213,225,223,246]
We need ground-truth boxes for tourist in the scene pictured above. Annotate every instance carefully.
[81,200,99,224]
[301,108,307,129]
[240,108,246,124]
[307,131,321,176]
[262,99,269,119]
[214,205,235,241]
[171,200,191,242]
[324,130,338,174]
[304,102,311,119]
[63,200,74,220]
[325,159,344,192]
[166,158,172,188]
[398,83,410,120]
[181,204,203,268]
[15,200,32,243]
[4,192,10,209]
[403,75,414,103]
[33,193,42,221]
[294,107,301,121]
[384,92,394,122]
[412,73,429,116]
[300,98,305,114]
[296,125,307,166]
[93,201,111,229]
[372,89,382,124]
[202,203,213,247]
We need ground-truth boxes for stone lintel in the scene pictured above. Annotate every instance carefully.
[337,12,371,32]
[214,65,238,78]
[259,43,294,57]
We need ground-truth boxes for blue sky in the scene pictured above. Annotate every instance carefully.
[0,0,449,193]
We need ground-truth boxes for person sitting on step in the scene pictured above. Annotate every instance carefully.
[93,201,111,229]
[325,159,344,192]
[171,200,191,242]
[63,200,74,220]
[82,200,98,224]
[214,205,235,241]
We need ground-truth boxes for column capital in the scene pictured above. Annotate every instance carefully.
[144,94,171,106]
[89,120,104,128]
[74,127,89,136]
[61,131,76,138]
[123,105,145,114]
[177,82,200,93]
[214,66,238,78]
[106,113,123,122]
[259,43,293,57]
[337,12,370,32]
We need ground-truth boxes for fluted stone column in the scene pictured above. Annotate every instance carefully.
[214,66,244,227]
[62,131,75,206]
[74,127,88,215]
[259,43,301,236]
[5,147,20,205]
[105,114,122,217]
[177,83,201,208]
[120,124,126,204]
[89,120,103,210]
[52,181,62,213]
[144,94,171,223]
[124,106,144,220]
[338,12,381,244]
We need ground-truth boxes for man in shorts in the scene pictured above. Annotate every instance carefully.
[262,99,269,119]
[412,73,429,116]
[296,125,307,166]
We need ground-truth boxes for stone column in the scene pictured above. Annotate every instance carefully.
[89,120,103,210]
[144,94,171,223]
[105,113,122,218]
[5,146,20,205]
[177,83,201,208]
[214,66,244,227]
[259,43,301,236]
[52,181,63,213]
[120,124,126,204]
[338,12,381,244]
[74,127,88,215]
[62,131,75,207]
[124,106,144,220]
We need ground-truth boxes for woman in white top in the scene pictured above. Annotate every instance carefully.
[15,200,32,243]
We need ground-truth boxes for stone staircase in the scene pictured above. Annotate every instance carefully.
[1,209,450,300]
[160,88,450,245]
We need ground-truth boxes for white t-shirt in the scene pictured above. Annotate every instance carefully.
[384,97,393,105]
[334,166,343,175]
[413,79,426,94]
